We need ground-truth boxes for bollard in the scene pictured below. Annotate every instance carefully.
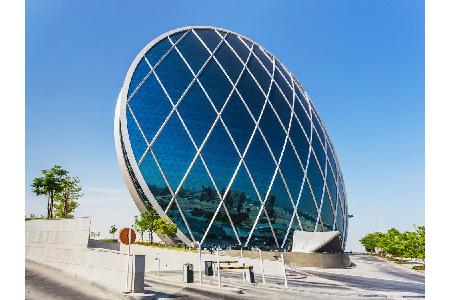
[258,248,266,284]
[183,263,194,283]
[244,266,255,283]
[204,261,214,276]
[216,248,221,287]
[240,247,245,281]
[198,244,202,284]
[281,253,288,288]
[155,257,160,276]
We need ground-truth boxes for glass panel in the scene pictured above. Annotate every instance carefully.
[297,183,318,231]
[194,29,222,52]
[126,107,147,162]
[215,42,244,83]
[198,58,233,111]
[274,68,292,102]
[294,83,310,117]
[177,81,216,147]
[139,153,172,211]
[247,54,271,95]
[152,114,196,191]
[312,112,326,145]
[326,162,338,207]
[176,31,210,74]
[307,156,325,203]
[146,38,172,67]
[236,69,266,119]
[221,91,255,154]
[217,30,227,37]
[289,117,310,167]
[269,83,291,130]
[247,212,278,250]
[176,159,221,242]
[312,131,327,173]
[128,58,150,99]
[327,146,338,183]
[169,30,187,44]
[264,172,294,245]
[226,165,263,243]
[276,60,292,88]
[244,130,276,197]
[284,217,301,250]
[259,104,286,160]
[226,34,250,62]
[320,192,334,231]
[335,196,345,237]
[253,45,273,73]
[165,201,191,241]
[240,37,253,49]
[201,121,240,193]
[128,73,172,143]
[204,204,239,248]
[294,97,311,132]
[279,142,304,202]
[155,49,194,102]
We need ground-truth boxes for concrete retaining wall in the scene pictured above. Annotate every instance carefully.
[120,244,286,277]
[25,218,144,293]
[223,250,351,268]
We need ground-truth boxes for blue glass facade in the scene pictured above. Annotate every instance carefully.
[116,27,348,250]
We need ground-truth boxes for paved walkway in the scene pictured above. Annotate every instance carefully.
[142,255,424,299]
[26,255,425,299]
[25,260,120,300]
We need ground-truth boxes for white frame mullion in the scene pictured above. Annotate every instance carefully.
[149,148,197,241]
[167,33,253,245]
[228,37,329,236]
[193,31,280,246]
[128,30,190,102]
[137,33,227,166]
[314,140,329,231]
[192,30,282,247]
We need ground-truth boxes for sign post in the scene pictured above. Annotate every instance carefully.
[119,227,136,293]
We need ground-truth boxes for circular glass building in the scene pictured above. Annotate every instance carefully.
[115,26,348,250]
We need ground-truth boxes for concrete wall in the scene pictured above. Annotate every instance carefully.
[121,244,287,277]
[25,218,144,293]
[223,250,351,268]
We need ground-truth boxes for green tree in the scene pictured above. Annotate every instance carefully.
[141,208,161,243]
[134,215,147,241]
[156,218,177,237]
[414,225,425,263]
[359,232,384,253]
[31,165,69,218]
[109,225,117,240]
[380,228,406,260]
[54,176,82,218]
[402,231,417,260]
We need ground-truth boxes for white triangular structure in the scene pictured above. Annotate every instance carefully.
[292,230,342,253]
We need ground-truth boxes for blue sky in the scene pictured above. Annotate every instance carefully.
[25,0,424,251]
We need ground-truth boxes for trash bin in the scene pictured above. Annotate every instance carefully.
[244,266,255,283]
[204,260,214,276]
[183,263,193,283]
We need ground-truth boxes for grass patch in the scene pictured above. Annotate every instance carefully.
[413,265,425,271]
[98,239,118,243]
[134,241,198,252]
